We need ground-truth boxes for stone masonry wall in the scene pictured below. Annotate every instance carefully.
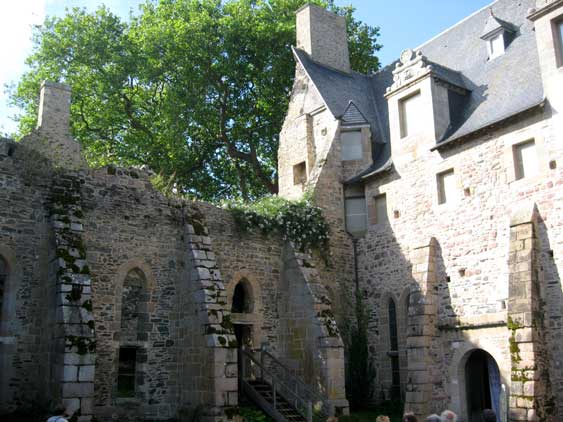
[0,140,57,414]
[358,107,563,419]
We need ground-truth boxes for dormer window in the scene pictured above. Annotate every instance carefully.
[488,33,505,60]
[480,10,515,61]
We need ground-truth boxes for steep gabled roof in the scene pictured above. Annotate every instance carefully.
[293,0,544,180]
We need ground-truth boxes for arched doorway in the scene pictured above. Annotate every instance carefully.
[465,349,502,422]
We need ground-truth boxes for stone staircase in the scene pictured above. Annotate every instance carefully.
[240,348,334,422]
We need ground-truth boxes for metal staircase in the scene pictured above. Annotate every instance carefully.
[240,348,334,422]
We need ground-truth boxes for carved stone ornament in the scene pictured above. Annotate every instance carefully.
[386,49,433,95]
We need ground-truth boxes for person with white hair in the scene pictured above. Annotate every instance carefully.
[426,415,441,422]
[440,410,457,422]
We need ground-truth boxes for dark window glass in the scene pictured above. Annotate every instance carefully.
[388,298,401,400]
[388,299,398,352]
[117,347,136,397]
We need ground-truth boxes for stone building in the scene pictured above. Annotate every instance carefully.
[0,81,348,419]
[1,0,563,422]
[278,0,563,420]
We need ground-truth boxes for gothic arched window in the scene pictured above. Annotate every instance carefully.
[232,279,253,314]
[117,268,148,398]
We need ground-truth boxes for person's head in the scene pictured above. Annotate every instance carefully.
[326,417,338,422]
[403,412,418,422]
[376,416,390,422]
[482,409,496,422]
[426,415,441,422]
[440,410,457,422]
[51,403,67,416]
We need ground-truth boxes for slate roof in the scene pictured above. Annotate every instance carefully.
[292,0,544,183]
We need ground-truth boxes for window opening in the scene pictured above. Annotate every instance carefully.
[232,280,252,313]
[513,140,538,180]
[293,162,307,185]
[437,169,457,205]
[341,131,363,161]
[373,194,388,225]
[0,256,7,317]
[555,19,563,67]
[117,347,137,398]
[345,197,367,235]
[399,91,423,138]
[388,299,400,400]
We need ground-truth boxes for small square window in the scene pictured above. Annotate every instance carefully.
[373,194,388,225]
[399,91,423,138]
[341,131,363,161]
[437,169,457,205]
[513,140,539,180]
[117,347,137,398]
[488,34,505,60]
[345,197,367,235]
[293,161,307,185]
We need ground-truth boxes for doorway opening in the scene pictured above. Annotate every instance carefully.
[465,349,501,422]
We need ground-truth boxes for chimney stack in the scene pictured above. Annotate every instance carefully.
[37,81,72,132]
[21,81,86,169]
[296,4,351,73]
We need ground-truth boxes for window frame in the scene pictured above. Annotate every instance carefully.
[344,196,367,235]
[512,139,539,181]
[340,130,363,161]
[488,33,505,60]
[117,346,137,398]
[372,193,388,226]
[0,256,7,321]
[436,169,457,206]
[399,90,423,139]
[553,17,563,68]
[293,161,307,185]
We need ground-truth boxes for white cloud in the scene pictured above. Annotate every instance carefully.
[0,0,46,135]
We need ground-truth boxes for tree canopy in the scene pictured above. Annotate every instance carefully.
[11,0,381,201]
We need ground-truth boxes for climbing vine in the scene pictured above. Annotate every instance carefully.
[224,193,330,252]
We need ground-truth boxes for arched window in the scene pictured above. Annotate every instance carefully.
[388,298,401,400]
[231,279,253,314]
[0,256,7,318]
[117,268,148,398]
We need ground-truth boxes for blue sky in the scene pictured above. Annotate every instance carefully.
[0,0,494,135]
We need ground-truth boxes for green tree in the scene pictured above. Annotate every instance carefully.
[10,0,381,201]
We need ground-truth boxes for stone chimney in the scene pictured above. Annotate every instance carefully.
[37,81,71,132]
[296,4,351,73]
[22,80,86,169]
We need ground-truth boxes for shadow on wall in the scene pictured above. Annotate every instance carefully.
[536,214,562,420]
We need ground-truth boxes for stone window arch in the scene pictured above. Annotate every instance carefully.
[114,262,153,401]
[231,278,254,314]
[226,272,264,349]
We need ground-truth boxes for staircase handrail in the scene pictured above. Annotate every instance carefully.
[241,348,312,422]
[261,348,331,407]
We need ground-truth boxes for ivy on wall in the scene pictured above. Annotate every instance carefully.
[224,193,330,253]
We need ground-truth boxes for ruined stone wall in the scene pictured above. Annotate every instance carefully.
[359,108,563,418]
[80,167,186,420]
[0,140,57,413]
